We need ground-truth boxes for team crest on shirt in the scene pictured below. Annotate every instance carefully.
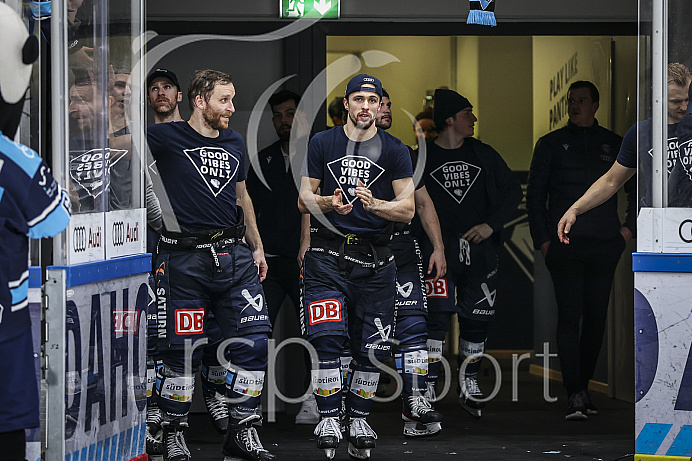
[69,148,127,198]
[327,155,385,204]
[429,161,481,204]
[183,146,240,197]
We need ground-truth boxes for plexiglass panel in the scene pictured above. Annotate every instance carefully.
[56,0,146,264]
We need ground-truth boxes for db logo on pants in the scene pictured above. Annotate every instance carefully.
[309,299,342,325]
[175,308,205,334]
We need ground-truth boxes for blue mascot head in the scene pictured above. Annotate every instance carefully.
[0,3,39,138]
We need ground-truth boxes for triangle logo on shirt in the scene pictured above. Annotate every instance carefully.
[69,147,127,198]
[429,160,481,204]
[183,146,240,197]
[326,155,385,205]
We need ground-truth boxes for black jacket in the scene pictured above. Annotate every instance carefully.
[527,120,635,249]
[246,141,301,258]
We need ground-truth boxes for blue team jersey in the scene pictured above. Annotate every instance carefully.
[0,134,71,340]
[147,121,247,232]
[302,126,413,235]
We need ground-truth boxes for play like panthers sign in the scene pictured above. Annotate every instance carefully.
[430,160,481,204]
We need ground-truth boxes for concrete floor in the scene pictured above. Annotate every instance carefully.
[163,358,634,461]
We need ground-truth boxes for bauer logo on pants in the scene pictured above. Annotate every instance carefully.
[309,299,342,325]
[174,308,205,334]
[396,281,414,298]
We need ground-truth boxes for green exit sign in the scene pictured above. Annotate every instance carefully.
[280,0,340,19]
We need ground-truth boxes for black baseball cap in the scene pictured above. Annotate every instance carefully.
[345,74,382,99]
[147,68,181,92]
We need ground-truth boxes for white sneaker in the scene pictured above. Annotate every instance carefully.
[295,393,320,424]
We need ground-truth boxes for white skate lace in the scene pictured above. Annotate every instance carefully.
[237,415,269,454]
[147,406,163,426]
[459,238,471,265]
[314,416,343,440]
[464,376,482,397]
[349,418,377,440]
[407,395,434,418]
[205,394,229,421]
[165,428,190,457]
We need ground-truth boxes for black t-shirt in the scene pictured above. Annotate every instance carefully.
[423,140,488,236]
[616,119,679,207]
[302,126,413,235]
[147,121,247,232]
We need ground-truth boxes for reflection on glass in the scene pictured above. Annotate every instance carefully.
[65,0,142,214]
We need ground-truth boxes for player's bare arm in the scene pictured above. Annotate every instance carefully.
[557,162,635,244]
[298,176,353,215]
[415,186,447,281]
[237,180,268,281]
[354,177,414,223]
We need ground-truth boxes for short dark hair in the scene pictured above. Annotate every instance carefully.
[415,109,433,121]
[268,90,301,111]
[187,69,233,111]
[381,88,390,99]
[328,96,345,118]
[568,81,599,103]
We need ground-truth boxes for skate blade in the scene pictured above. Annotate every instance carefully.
[459,399,482,419]
[324,448,336,459]
[348,443,371,460]
[403,422,442,437]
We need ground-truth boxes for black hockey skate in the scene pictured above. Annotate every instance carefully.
[402,394,443,437]
[161,420,191,461]
[203,391,230,434]
[459,375,485,419]
[314,416,343,460]
[222,414,276,461]
[146,406,163,455]
[346,418,377,460]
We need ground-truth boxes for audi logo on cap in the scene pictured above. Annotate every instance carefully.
[73,226,87,252]
[112,222,125,246]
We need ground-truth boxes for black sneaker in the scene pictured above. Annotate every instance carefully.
[583,391,598,416]
[565,391,589,421]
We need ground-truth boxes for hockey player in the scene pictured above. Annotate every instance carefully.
[298,74,415,459]
[420,89,522,419]
[0,4,71,459]
[375,89,446,436]
[147,69,274,461]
